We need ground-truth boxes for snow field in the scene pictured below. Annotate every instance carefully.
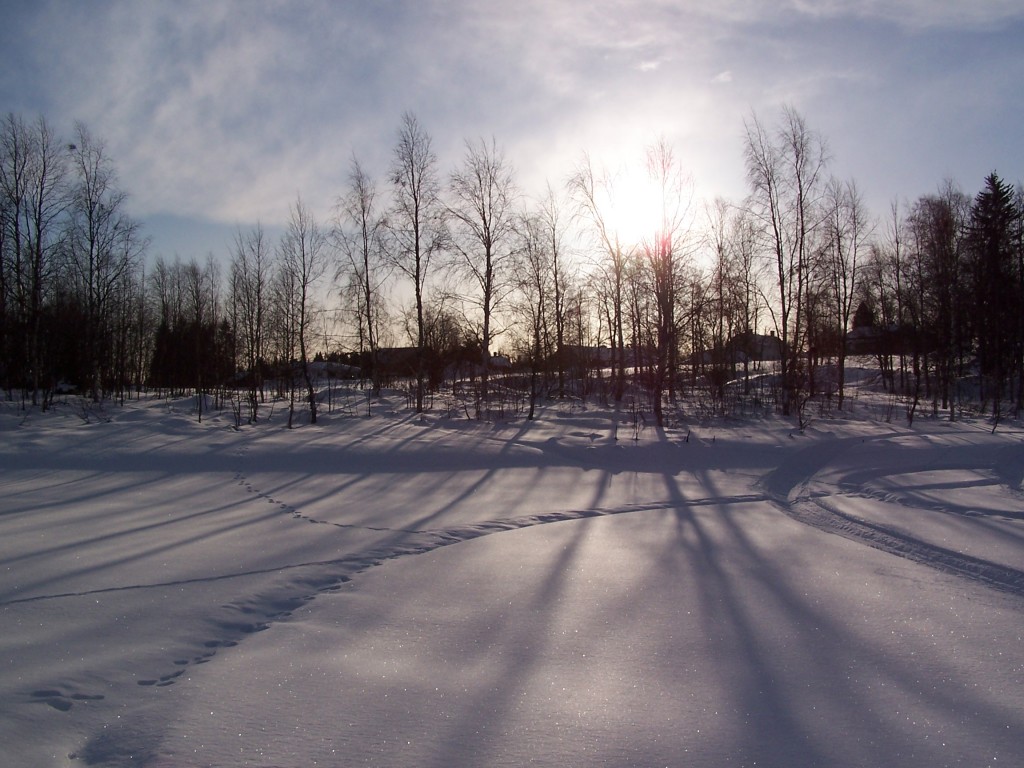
[1,394,1023,766]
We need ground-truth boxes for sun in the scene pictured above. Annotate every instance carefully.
[599,166,663,249]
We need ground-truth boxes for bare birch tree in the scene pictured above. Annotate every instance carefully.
[335,156,388,396]
[638,139,693,426]
[568,154,629,402]
[536,183,573,398]
[230,223,273,421]
[65,122,147,402]
[513,208,552,419]
[389,112,447,413]
[0,113,68,405]
[821,177,870,409]
[744,106,829,417]
[448,136,519,417]
[278,196,327,425]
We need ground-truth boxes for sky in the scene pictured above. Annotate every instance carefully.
[2,0,1022,262]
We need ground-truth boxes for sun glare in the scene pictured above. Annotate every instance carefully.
[600,168,663,249]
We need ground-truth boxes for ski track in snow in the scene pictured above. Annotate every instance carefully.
[788,494,1024,595]
[762,435,1024,600]
[833,478,1024,521]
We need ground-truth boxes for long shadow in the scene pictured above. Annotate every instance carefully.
[763,433,1024,595]
[426,513,592,768]
[698,428,1024,763]
[648,426,833,765]
[401,413,555,533]
[0,495,306,602]
[523,420,1024,765]
[14,406,1024,765]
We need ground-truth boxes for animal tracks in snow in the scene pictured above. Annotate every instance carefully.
[235,465,438,534]
[25,422,1023,724]
[21,490,768,715]
[27,688,104,712]
[122,493,769,693]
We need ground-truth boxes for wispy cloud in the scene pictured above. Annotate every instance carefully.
[694,0,1024,29]
[2,0,1021,260]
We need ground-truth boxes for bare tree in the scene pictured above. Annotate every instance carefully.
[704,198,738,403]
[278,196,328,425]
[638,139,693,426]
[65,122,147,402]
[389,112,447,413]
[181,256,222,421]
[230,223,273,421]
[0,113,68,405]
[111,259,149,403]
[869,201,909,394]
[538,182,573,398]
[512,208,553,419]
[907,181,970,419]
[568,154,629,402]
[268,258,299,409]
[681,267,712,390]
[0,113,35,396]
[448,136,519,417]
[729,207,766,392]
[624,249,652,389]
[335,156,388,396]
[821,177,870,409]
[744,106,830,417]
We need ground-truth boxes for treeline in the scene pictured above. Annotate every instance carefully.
[861,174,1024,425]
[0,114,147,407]
[2,108,1021,426]
[740,108,1024,425]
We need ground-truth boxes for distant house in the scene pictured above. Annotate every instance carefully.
[844,325,922,356]
[735,331,784,362]
[562,345,615,365]
[844,301,924,357]
[702,331,784,364]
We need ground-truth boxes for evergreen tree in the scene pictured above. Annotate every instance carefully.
[966,172,1021,416]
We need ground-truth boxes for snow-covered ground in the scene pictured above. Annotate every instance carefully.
[2,389,1023,767]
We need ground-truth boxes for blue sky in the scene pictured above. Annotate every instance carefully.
[3,0,1022,261]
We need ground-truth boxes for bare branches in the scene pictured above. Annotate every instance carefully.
[389,112,446,412]
[448,136,519,415]
[277,195,327,425]
[334,156,389,394]
[743,106,830,416]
